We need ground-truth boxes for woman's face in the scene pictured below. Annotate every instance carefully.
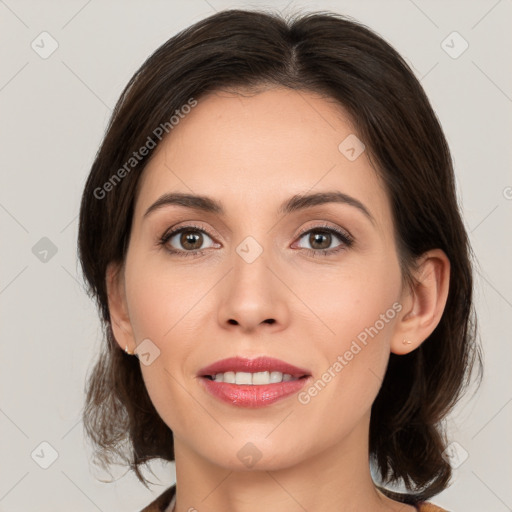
[113,87,409,471]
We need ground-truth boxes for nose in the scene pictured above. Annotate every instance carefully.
[216,241,289,333]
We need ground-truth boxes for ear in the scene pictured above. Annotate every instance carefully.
[391,249,450,355]
[105,261,136,353]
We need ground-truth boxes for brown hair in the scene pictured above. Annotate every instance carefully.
[78,8,482,503]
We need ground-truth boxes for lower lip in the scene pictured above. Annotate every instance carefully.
[199,376,310,407]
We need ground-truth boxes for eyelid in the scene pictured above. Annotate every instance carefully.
[161,222,215,240]
[294,221,352,241]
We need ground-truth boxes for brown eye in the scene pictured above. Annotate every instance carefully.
[296,228,347,252]
[160,225,216,255]
[179,230,204,251]
[307,231,333,250]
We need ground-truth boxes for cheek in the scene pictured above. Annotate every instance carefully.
[297,260,401,412]
[300,254,401,347]
[124,247,197,343]
[123,250,215,427]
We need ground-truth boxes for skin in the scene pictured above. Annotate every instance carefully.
[106,87,450,512]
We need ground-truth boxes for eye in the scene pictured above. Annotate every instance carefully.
[158,223,354,258]
[159,224,218,257]
[294,224,354,256]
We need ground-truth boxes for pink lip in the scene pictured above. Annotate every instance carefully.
[197,356,311,408]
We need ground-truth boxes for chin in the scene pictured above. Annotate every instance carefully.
[202,439,310,472]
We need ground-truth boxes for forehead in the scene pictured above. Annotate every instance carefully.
[134,87,390,228]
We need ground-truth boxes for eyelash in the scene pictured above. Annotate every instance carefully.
[158,223,354,258]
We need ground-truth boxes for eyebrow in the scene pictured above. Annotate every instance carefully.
[143,191,375,225]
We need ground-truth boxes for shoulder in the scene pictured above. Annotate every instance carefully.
[139,484,176,512]
[375,486,450,512]
[417,503,450,512]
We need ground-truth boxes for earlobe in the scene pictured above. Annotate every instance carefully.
[391,249,450,355]
[105,261,135,352]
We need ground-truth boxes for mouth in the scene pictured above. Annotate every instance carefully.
[197,356,312,407]
[202,371,309,384]
[198,355,311,381]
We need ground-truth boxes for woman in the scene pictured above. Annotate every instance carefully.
[78,8,482,512]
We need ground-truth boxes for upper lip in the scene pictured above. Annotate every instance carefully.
[198,356,311,378]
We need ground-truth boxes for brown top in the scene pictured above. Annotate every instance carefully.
[139,485,449,512]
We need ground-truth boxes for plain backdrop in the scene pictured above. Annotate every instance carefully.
[1,0,511,511]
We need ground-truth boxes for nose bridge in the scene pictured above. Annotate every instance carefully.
[232,232,274,303]
[217,232,286,330]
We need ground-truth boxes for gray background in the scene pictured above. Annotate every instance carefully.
[1,0,511,510]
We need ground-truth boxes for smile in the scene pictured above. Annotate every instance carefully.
[197,356,312,407]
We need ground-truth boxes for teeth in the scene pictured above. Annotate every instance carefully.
[211,371,299,385]
[269,371,284,383]
[223,371,236,383]
[253,371,270,384]
[236,371,252,385]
